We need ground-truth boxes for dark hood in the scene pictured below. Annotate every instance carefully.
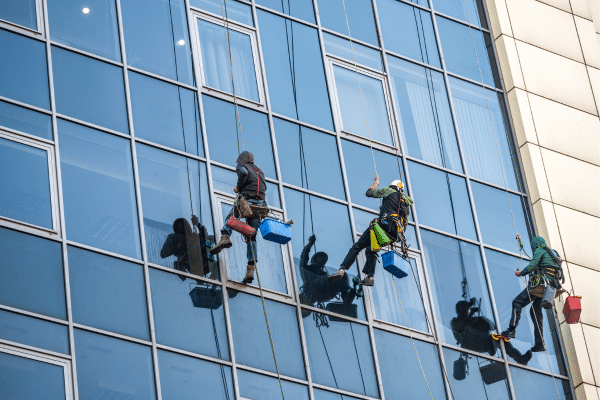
[530,236,547,253]
[236,151,254,165]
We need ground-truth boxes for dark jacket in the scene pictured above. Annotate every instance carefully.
[235,151,266,200]
[366,187,412,230]
[521,236,561,287]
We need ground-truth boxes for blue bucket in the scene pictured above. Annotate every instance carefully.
[259,218,292,244]
[382,251,409,279]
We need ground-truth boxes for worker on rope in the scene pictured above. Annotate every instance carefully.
[210,151,267,284]
[501,236,563,352]
[327,177,412,286]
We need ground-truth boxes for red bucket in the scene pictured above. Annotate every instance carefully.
[226,216,256,236]
[562,295,582,324]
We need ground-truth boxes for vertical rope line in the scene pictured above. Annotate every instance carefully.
[349,323,367,395]
[211,307,231,400]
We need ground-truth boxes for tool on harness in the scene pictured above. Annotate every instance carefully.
[453,354,468,381]
[562,293,582,324]
[370,220,393,251]
[352,276,364,298]
[382,251,409,279]
[259,218,292,244]
[189,283,223,310]
[325,302,359,321]
[234,194,253,218]
[225,215,255,236]
[491,333,511,343]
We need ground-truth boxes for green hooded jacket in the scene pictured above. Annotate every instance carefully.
[521,236,561,286]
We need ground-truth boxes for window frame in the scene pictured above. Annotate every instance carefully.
[0,128,60,236]
[0,0,45,36]
[191,11,266,108]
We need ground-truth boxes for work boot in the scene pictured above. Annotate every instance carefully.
[327,268,346,282]
[242,264,255,284]
[516,350,533,365]
[531,342,545,352]
[501,327,516,339]
[210,234,232,255]
[360,276,375,286]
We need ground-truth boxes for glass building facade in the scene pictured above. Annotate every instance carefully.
[0,0,575,399]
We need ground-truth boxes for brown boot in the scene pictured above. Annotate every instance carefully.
[210,234,232,255]
[242,264,255,284]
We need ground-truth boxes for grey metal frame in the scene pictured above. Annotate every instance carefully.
[0,0,574,398]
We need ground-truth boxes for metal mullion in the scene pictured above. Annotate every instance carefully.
[72,323,153,346]
[482,243,531,260]
[270,111,336,136]
[441,342,505,363]
[0,94,53,114]
[0,216,58,237]
[432,10,490,33]
[55,113,131,139]
[253,4,319,29]
[468,175,528,196]
[384,48,444,73]
[0,338,71,360]
[326,52,386,76]
[371,319,434,342]
[311,382,380,400]
[147,262,224,286]
[505,358,568,378]
[0,22,45,40]
[134,137,208,163]
[199,87,267,112]
[418,225,481,246]
[126,65,198,91]
[280,182,349,206]
[405,154,468,178]
[299,304,370,326]
[446,70,500,92]
[155,343,234,367]
[235,363,308,385]
[320,26,381,51]
[0,304,69,326]
[225,279,297,305]
[426,0,518,398]
[65,240,145,265]
[49,41,124,67]
[191,7,257,31]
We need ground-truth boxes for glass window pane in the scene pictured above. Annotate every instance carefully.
[68,246,149,340]
[203,95,277,178]
[316,0,377,46]
[342,140,405,211]
[0,309,69,354]
[333,65,393,145]
[0,0,37,30]
[471,182,532,253]
[450,78,520,190]
[274,117,345,199]
[52,47,128,133]
[0,137,52,229]
[158,349,234,399]
[389,56,462,172]
[314,388,362,400]
[486,249,566,373]
[510,367,573,400]
[220,203,287,293]
[408,162,476,240]
[443,347,510,399]
[212,166,280,208]
[197,19,259,103]
[149,268,229,360]
[422,230,501,357]
[59,119,142,259]
[191,0,253,26]
[129,72,203,156]
[433,0,486,28]
[436,17,497,87]
[137,145,215,276]
[121,0,194,85]
[228,291,306,379]
[323,32,382,71]
[48,0,120,61]
[0,227,66,319]
[258,11,333,131]
[256,0,315,23]
[0,353,66,400]
[0,100,52,140]
[74,329,156,400]
[0,29,49,109]
[238,369,309,400]
[375,329,447,399]
[377,1,440,68]
[303,313,378,397]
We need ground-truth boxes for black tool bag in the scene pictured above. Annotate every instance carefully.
[325,302,358,321]
[479,361,507,385]
[189,285,223,310]
[453,357,467,381]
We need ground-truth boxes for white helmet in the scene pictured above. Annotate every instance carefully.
[390,180,404,190]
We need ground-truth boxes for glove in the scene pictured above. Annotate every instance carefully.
[308,234,316,245]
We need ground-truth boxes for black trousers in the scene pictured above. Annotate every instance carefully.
[340,221,396,276]
[510,287,544,345]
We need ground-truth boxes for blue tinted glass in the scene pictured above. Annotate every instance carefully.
[485,249,565,373]
[333,65,393,145]
[0,137,52,229]
[228,291,305,378]
[323,32,382,71]
[274,118,345,199]
[52,47,128,133]
[211,166,280,208]
[198,19,259,103]
[443,347,510,399]
[377,0,440,67]
[203,95,277,178]
[0,227,65,319]
[421,230,500,356]
[316,0,377,45]
[158,350,234,399]
[371,256,428,332]
[0,0,37,29]
[238,369,310,400]
[303,314,378,397]
[341,140,405,211]
[0,353,66,400]
[68,246,149,339]
[450,78,519,190]
[352,207,418,249]
[48,0,120,61]
[284,189,367,320]
[149,268,229,359]
[256,0,315,23]
[75,329,156,400]
[471,182,531,252]
[0,29,49,109]
[314,388,362,399]
[389,56,462,172]
[0,310,69,354]
[121,0,194,85]
[258,11,333,130]
[408,162,476,239]
[436,17,496,87]
[510,367,572,400]
[59,119,142,259]
[191,0,253,26]
[129,72,203,156]
[0,100,52,140]
[375,329,447,399]
[433,0,486,28]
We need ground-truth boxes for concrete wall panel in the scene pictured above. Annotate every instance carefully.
[554,205,600,271]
